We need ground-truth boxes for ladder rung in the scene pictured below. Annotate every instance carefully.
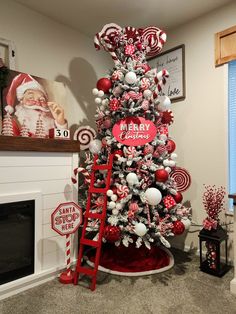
[89,187,107,193]
[85,212,104,219]
[93,164,111,170]
[77,266,96,276]
[80,238,99,247]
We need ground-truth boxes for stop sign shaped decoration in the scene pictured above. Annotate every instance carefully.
[51,202,82,236]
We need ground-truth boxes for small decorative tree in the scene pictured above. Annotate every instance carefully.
[202,185,226,231]
[2,113,14,136]
[35,114,46,138]
[20,120,30,137]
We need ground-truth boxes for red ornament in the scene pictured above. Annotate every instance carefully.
[172,220,185,235]
[173,192,183,203]
[163,195,176,209]
[97,78,112,93]
[161,110,174,125]
[109,98,121,111]
[155,169,169,182]
[166,139,176,153]
[103,225,121,242]
[125,44,135,56]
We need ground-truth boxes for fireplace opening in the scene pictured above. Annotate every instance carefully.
[0,200,35,285]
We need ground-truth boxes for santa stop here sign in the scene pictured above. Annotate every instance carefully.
[51,202,82,236]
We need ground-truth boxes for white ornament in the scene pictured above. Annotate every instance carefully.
[143,89,152,99]
[98,90,104,97]
[95,97,102,104]
[116,203,123,210]
[165,167,172,173]
[112,208,119,216]
[102,99,109,106]
[126,173,139,186]
[89,139,102,154]
[92,88,99,95]
[125,72,137,84]
[158,96,171,111]
[159,134,167,141]
[182,218,191,230]
[163,159,175,167]
[145,188,162,206]
[171,153,178,160]
[135,223,147,237]
[108,201,116,209]
[111,194,118,202]
[107,190,113,197]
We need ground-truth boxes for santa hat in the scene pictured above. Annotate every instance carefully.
[5,73,47,114]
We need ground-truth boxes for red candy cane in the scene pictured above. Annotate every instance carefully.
[71,167,91,185]
[153,69,169,99]
[66,234,71,276]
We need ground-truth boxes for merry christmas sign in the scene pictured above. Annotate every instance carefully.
[112,117,157,146]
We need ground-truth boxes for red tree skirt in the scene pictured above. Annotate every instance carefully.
[86,243,174,276]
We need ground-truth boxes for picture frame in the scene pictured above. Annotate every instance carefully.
[0,70,70,138]
[0,38,16,69]
[148,44,186,102]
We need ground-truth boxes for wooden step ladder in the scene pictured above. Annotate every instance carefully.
[74,153,114,290]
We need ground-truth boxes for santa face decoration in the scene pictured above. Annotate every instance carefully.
[20,89,50,112]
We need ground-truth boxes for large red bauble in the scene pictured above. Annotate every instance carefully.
[172,220,185,235]
[97,78,112,93]
[166,139,176,153]
[103,225,121,242]
[155,169,169,182]
[173,192,183,203]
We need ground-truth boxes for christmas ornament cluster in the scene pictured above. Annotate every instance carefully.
[83,23,191,249]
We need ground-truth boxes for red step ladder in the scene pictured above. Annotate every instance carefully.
[74,153,114,290]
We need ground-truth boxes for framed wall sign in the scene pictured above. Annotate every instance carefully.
[148,44,185,102]
[0,38,16,69]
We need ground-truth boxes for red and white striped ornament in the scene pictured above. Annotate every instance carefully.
[140,77,151,90]
[71,167,91,185]
[153,69,169,99]
[73,126,96,150]
[141,27,167,57]
[170,167,191,192]
[117,185,129,199]
[112,70,124,81]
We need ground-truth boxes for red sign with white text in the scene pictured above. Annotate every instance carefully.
[112,117,157,146]
[51,202,82,236]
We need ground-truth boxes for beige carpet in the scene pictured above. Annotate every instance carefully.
[1,249,236,314]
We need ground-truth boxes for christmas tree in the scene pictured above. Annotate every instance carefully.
[84,24,191,251]
[2,113,14,136]
[20,120,30,137]
[35,114,46,138]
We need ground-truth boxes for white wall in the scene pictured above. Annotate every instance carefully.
[164,1,236,252]
[0,0,110,129]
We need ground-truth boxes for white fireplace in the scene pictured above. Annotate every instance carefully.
[0,151,78,300]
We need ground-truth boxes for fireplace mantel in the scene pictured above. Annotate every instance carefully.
[0,136,80,153]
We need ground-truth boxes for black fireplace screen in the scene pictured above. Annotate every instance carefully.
[0,200,35,285]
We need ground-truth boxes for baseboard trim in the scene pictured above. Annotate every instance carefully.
[230,278,236,295]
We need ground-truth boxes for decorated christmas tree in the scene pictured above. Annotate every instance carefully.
[80,24,191,269]
[2,113,14,136]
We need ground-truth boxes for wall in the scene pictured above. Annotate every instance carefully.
[0,0,109,129]
[164,1,236,253]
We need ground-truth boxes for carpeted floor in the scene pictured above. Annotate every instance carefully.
[1,249,236,314]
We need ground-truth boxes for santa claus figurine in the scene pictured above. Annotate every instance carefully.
[4,73,68,137]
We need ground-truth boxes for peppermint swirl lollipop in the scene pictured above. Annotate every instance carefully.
[117,185,129,199]
[142,27,167,57]
[73,126,96,150]
[170,167,191,192]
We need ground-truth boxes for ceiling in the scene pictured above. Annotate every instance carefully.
[14,0,232,37]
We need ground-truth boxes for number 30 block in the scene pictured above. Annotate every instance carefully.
[49,128,70,140]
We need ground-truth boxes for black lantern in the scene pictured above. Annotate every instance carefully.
[198,226,230,277]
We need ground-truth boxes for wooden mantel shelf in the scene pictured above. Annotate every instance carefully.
[0,136,80,153]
